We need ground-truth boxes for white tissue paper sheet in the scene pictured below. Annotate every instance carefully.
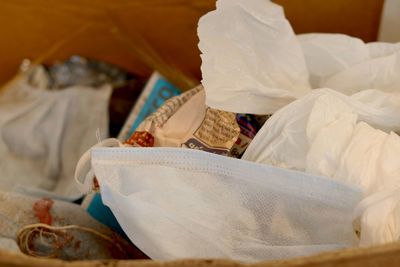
[242,89,400,246]
[353,188,400,246]
[75,145,362,261]
[198,0,400,115]
[322,51,400,94]
[299,34,400,94]
[367,42,400,58]
[0,70,111,199]
[297,34,369,88]
[198,0,311,114]
[243,89,400,171]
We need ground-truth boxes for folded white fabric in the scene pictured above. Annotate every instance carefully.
[0,69,111,199]
[75,144,362,261]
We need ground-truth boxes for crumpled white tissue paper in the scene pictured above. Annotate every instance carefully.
[198,0,311,114]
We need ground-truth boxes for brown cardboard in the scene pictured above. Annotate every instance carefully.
[273,0,384,42]
[0,0,384,86]
[1,241,400,266]
[0,0,391,265]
